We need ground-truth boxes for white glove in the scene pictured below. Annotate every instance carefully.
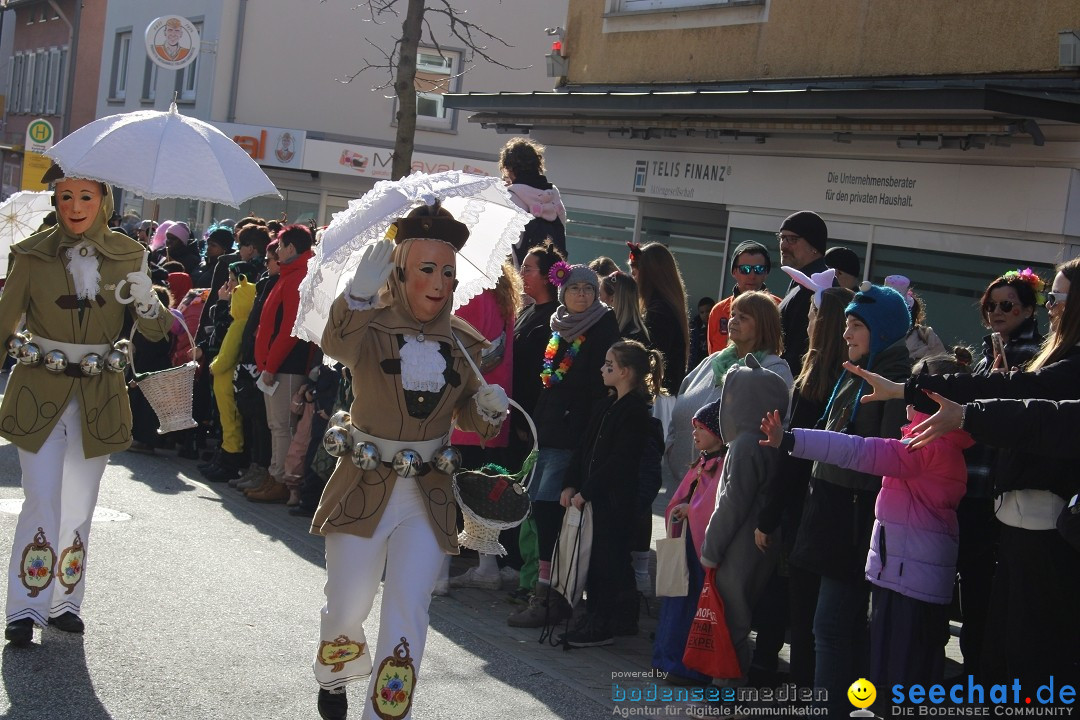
[347,240,395,307]
[125,271,159,319]
[474,383,509,423]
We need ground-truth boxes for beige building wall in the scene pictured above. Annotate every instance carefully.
[567,0,1080,84]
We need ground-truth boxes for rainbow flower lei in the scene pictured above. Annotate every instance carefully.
[540,331,585,388]
[1003,267,1047,307]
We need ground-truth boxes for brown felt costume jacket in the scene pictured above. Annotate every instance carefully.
[312,291,498,554]
[0,187,171,458]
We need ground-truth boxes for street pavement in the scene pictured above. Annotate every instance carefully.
[0,430,644,720]
[0,407,963,718]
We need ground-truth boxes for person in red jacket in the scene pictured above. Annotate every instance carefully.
[252,224,315,503]
[707,241,781,355]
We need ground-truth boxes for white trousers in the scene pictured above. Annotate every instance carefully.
[6,398,108,626]
[314,477,445,720]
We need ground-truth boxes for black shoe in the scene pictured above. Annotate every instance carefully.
[50,612,84,634]
[560,614,613,648]
[317,688,348,720]
[506,586,531,605]
[202,464,240,482]
[4,618,33,646]
[289,505,316,518]
[177,445,199,460]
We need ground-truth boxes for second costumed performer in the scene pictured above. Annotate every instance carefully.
[1,166,171,646]
[311,203,508,720]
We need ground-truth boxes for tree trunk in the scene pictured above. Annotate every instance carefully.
[392,0,426,180]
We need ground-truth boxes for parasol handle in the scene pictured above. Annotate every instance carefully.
[114,250,150,305]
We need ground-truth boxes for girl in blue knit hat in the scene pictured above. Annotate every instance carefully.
[786,281,912,717]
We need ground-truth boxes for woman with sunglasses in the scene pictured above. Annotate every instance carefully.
[840,256,1080,689]
[951,268,1046,676]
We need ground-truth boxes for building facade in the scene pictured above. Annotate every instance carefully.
[447,0,1080,347]
[2,0,104,197]
[95,0,567,227]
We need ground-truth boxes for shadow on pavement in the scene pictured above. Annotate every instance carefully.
[1,630,112,720]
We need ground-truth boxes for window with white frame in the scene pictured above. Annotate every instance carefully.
[31,50,47,113]
[45,48,64,115]
[616,0,750,9]
[142,57,158,102]
[408,48,461,131]
[21,52,34,112]
[174,23,201,102]
[9,54,23,113]
[8,48,67,116]
[110,31,131,100]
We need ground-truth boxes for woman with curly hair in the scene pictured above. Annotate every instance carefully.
[499,137,567,265]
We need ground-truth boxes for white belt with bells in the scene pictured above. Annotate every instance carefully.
[321,411,461,478]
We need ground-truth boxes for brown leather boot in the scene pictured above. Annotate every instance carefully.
[247,479,290,504]
[242,475,273,497]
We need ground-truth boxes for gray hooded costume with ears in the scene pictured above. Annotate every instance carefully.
[700,354,790,678]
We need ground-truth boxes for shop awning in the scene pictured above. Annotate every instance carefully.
[445,77,1080,146]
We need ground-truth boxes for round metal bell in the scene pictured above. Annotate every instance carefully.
[351,441,381,471]
[17,342,41,366]
[43,349,67,373]
[79,353,104,376]
[6,334,25,359]
[392,449,423,478]
[329,410,351,428]
[104,348,129,373]
[322,426,352,458]
[432,445,462,475]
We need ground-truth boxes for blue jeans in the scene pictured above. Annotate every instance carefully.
[531,447,573,503]
[813,576,870,715]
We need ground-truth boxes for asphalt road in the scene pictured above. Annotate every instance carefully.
[0,436,608,720]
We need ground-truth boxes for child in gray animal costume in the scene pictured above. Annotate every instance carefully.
[699,354,790,682]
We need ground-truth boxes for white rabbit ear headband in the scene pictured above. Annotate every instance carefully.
[781,266,836,309]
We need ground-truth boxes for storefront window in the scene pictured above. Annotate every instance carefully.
[564,208,636,269]
[867,244,1054,351]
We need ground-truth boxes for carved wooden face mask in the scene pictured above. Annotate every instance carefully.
[402,239,456,324]
[54,178,104,236]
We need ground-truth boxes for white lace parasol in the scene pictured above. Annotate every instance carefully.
[294,170,530,349]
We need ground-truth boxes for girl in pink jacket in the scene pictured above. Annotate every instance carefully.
[761,353,973,699]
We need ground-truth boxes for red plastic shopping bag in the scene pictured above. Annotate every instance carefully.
[682,567,741,679]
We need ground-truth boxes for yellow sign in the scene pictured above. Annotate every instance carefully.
[22,151,53,191]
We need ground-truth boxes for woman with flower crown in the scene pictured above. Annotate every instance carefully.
[954,267,1045,677]
[506,261,618,628]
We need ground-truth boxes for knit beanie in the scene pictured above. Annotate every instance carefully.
[779,211,828,255]
[693,398,722,440]
[207,227,235,252]
[556,264,600,305]
[826,282,911,427]
[845,282,911,362]
[229,260,258,283]
[166,221,192,245]
[824,246,860,278]
[729,240,772,273]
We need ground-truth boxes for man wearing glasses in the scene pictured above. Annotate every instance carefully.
[707,240,780,353]
[777,211,830,379]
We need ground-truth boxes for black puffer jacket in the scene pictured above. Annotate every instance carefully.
[908,345,1080,500]
[790,339,911,581]
[532,310,619,450]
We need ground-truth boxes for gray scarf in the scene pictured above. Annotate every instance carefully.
[550,300,610,341]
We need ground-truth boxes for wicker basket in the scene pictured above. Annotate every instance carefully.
[452,398,537,556]
[131,319,199,435]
